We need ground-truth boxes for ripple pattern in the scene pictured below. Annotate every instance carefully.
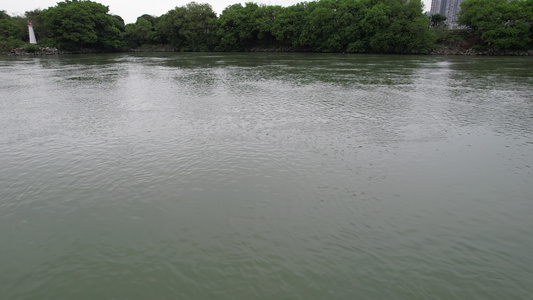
[1,53,532,300]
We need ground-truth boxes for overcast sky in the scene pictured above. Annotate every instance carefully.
[3,0,431,24]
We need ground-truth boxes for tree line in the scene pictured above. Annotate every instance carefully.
[1,0,533,54]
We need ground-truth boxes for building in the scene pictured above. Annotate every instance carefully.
[430,0,467,28]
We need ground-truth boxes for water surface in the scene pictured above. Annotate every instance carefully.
[1,53,532,299]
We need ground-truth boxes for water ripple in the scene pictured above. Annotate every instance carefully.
[1,53,532,300]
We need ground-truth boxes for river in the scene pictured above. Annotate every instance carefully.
[1,53,532,299]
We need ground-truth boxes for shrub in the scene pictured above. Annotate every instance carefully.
[0,36,25,52]
[24,44,40,53]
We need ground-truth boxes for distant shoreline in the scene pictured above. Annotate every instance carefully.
[5,46,533,56]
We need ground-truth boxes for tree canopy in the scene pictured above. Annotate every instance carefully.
[458,0,533,50]
[2,0,533,54]
[40,0,125,50]
[429,13,447,28]
[156,2,218,51]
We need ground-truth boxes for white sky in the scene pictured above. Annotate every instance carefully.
[3,0,431,24]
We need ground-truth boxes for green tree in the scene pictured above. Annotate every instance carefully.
[41,0,125,51]
[137,14,158,27]
[156,6,185,45]
[458,0,532,50]
[216,3,260,51]
[0,10,10,20]
[271,3,310,48]
[429,13,447,28]
[297,0,366,52]
[111,15,125,32]
[352,0,432,53]
[337,0,367,51]
[125,17,155,47]
[156,2,217,51]
[253,5,283,46]
[0,10,26,52]
[0,15,23,40]
[299,0,343,51]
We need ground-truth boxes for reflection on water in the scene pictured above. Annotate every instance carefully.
[0,53,532,300]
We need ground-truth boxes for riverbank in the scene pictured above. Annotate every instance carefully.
[5,46,533,56]
[7,47,106,56]
[429,46,533,56]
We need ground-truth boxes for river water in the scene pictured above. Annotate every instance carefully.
[1,53,532,299]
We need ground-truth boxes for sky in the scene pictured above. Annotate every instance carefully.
[3,0,432,24]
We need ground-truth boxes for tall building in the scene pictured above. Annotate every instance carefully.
[430,0,467,28]
[430,0,447,15]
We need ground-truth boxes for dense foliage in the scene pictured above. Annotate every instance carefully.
[2,0,533,53]
[0,10,25,51]
[40,0,125,50]
[156,2,218,51]
[458,0,533,50]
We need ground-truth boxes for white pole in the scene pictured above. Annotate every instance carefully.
[28,21,38,45]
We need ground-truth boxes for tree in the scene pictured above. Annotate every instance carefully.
[111,15,125,32]
[179,2,218,51]
[137,14,158,27]
[351,0,431,53]
[40,0,125,51]
[0,15,23,40]
[253,5,283,45]
[337,0,367,51]
[300,1,343,52]
[125,18,154,47]
[458,0,533,50]
[156,2,217,51]
[271,3,309,48]
[429,13,447,28]
[216,3,261,51]
[0,10,26,52]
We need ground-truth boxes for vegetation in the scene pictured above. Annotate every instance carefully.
[0,10,25,52]
[429,14,447,29]
[156,2,218,51]
[1,0,533,54]
[458,0,533,50]
[40,0,125,51]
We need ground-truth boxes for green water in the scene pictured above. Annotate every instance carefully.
[1,53,532,299]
